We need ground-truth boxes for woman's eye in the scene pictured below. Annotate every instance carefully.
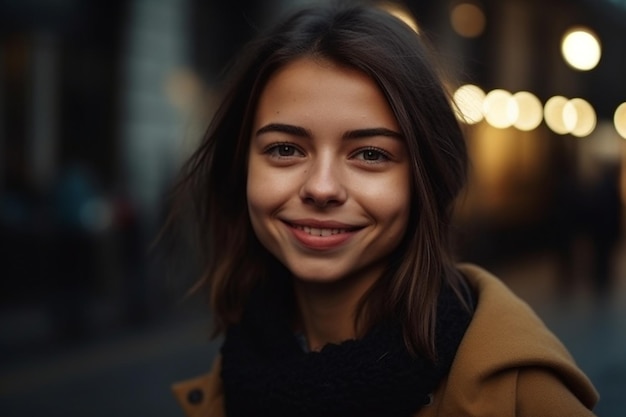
[278,145,297,156]
[265,143,304,158]
[354,148,390,162]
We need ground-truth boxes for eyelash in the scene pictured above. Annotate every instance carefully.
[262,143,392,164]
[350,147,391,163]
[263,142,305,158]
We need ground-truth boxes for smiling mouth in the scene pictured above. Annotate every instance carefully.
[288,223,361,237]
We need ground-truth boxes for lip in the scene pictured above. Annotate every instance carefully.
[282,219,364,250]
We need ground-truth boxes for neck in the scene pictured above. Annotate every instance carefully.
[293,266,383,351]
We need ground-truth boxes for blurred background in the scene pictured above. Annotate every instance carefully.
[0,0,624,415]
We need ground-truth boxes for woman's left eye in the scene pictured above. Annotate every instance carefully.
[353,148,390,162]
[264,143,304,158]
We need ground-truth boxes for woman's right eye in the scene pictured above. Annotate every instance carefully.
[265,144,304,158]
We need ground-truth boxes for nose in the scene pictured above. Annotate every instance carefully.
[299,156,347,208]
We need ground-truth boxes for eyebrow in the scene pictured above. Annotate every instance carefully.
[343,127,403,140]
[255,123,403,140]
[256,123,311,138]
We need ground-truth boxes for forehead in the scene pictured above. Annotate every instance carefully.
[262,57,378,98]
[253,57,400,132]
[264,57,371,94]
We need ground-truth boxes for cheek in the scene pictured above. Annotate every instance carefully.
[246,167,270,248]
[246,156,260,213]
[246,160,265,220]
[368,171,411,218]
[376,193,411,227]
[247,155,302,206]
[374,174,412,242]
[246,157,293,224]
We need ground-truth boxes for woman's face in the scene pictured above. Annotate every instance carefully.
[247,57,411,286]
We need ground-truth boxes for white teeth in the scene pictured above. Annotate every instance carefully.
[294,224,348,236]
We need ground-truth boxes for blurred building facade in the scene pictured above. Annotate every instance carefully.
[1,1,625,413]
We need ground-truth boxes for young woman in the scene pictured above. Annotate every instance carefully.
[170,3,598,417]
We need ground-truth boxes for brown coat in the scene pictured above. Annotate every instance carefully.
[172,264,599,417]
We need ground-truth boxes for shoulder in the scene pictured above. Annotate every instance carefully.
[172,357,225,417]
[170,265,600,417]
[425,263,598,417]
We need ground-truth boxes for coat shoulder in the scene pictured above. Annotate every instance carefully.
[430,263,600,416]
[172,358,225,417]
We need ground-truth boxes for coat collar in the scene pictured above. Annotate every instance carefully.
[172,264,599,417]
[172,364,224,417]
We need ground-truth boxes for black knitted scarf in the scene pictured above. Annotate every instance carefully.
[220,278,473,417]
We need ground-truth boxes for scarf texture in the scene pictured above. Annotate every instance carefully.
[221,278,473,417]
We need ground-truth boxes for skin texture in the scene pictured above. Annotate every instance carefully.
[246,57,411,349]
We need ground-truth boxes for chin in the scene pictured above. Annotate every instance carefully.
[290,270,346,284]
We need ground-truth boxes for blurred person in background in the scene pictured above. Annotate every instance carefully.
[553,154,622,300]
[167,3,599,416]
[583,161,622,297]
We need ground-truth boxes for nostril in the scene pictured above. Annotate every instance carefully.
[304,195,331,208]
[299,178,347,207]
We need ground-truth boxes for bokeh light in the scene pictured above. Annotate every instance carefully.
[544,96,570,134]
[545,96,597,136]
[453,84,486,124]
[483,89,515,128]
[450,3,486,38]
[511,91,543,131]
[614,102,626,139]
[561,27,601,71]
[564,98,596,137]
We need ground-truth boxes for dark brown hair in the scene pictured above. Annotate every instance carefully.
[172,2,469,360]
